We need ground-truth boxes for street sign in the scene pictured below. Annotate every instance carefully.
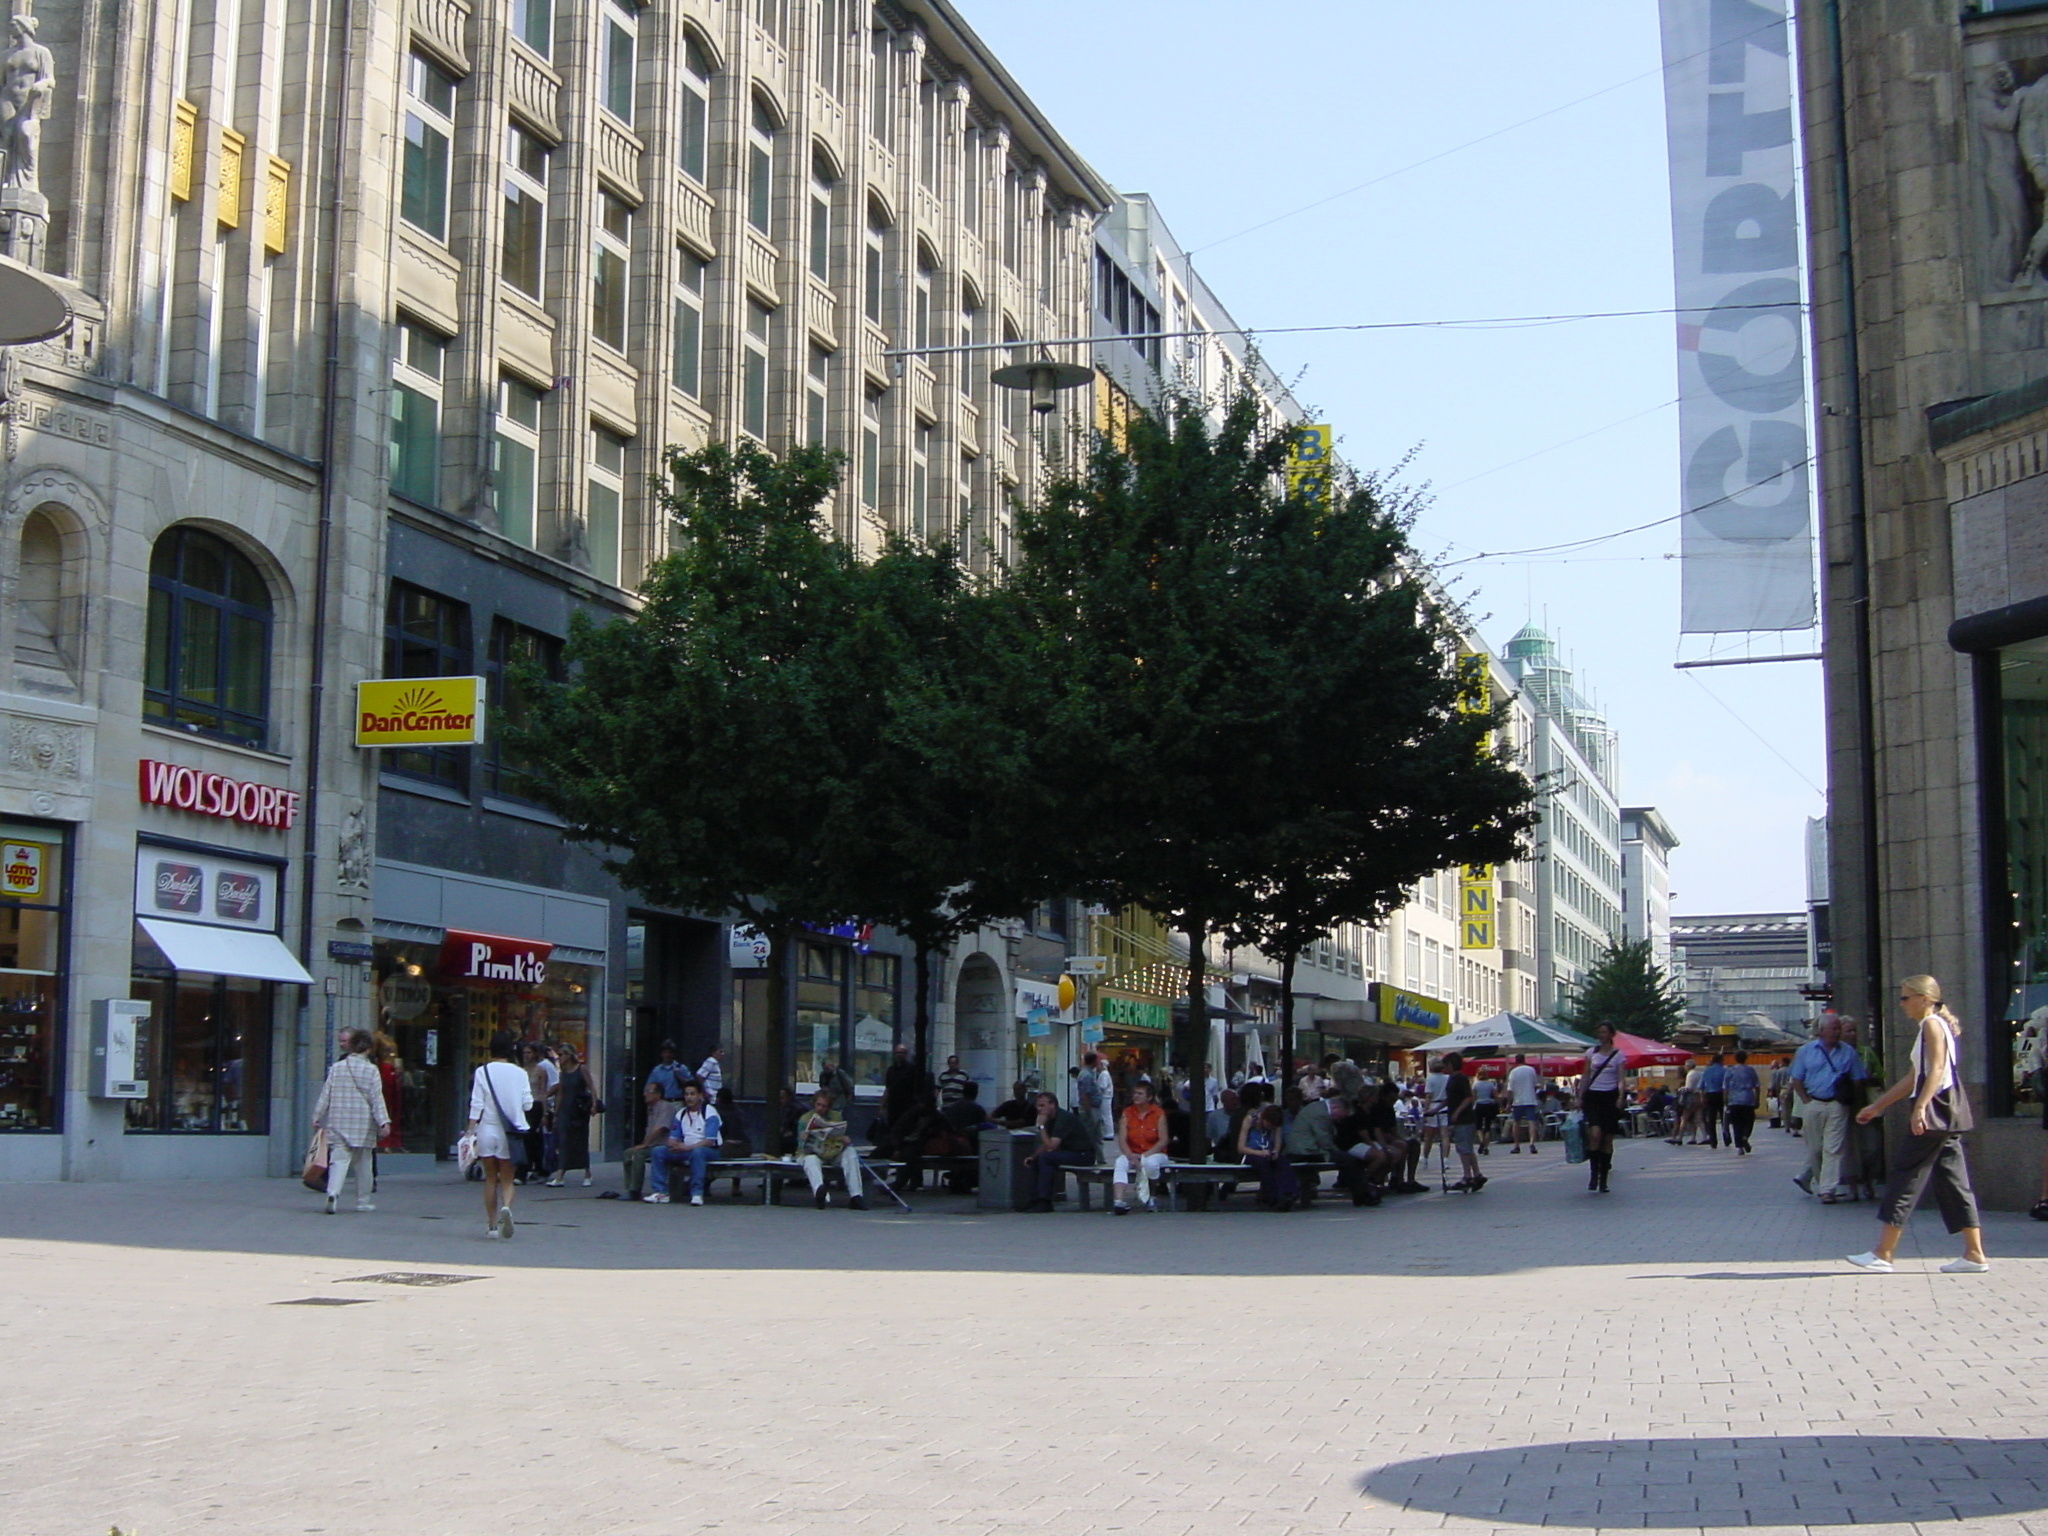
[1065,955,1106,975]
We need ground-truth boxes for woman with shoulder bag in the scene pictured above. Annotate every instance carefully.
[469,1030,535,1240]
[1846,975,1990,1273]
[1580,1024,1627,1195]
[546,1045,601,1188]
[311,1030,392,1215]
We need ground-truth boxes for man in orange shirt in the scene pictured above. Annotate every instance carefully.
[1112,1079,1171,1215]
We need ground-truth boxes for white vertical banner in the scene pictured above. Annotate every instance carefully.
[1659,0,1816,634]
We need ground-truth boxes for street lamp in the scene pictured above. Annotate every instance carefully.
[989,352,1093,415]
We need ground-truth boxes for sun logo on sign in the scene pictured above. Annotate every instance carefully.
[393,685,445,712]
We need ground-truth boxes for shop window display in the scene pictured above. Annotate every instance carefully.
[0,823,65,1130]
[850,951,898,1100]
[1998,636,2048,1109]
[794,940,844,1092]
[126,957,270,1133]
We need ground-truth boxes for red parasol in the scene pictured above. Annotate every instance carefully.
[1608,1032,1694,1068]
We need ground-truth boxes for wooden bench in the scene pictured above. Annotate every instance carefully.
[1061,1164,1117,1211]
[1159,1160,1341,1211]
[665,1156,902,1205]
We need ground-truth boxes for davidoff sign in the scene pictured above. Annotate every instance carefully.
[138,759,301,830]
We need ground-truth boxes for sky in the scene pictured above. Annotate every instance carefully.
[963,0,1827,918]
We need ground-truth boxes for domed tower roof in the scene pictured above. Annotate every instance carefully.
[1505,623,1559,664]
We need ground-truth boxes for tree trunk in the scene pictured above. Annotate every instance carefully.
[1182,917,1210,1161]
[762,917,794,1154]
[913,941,933,1071]
[1278,945,1299,1096]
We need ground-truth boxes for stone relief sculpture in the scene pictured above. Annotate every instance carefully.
[1976,60,2048,287]
[0,12,52,194]
[336,807,370,890]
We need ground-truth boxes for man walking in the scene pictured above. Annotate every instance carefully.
[1788,1015,1869,1203]
[1505,1054,1542,1153]
[1722,1051,1761,1154]
[1075,1051,1107,1147]
[1698,1051,1729,1148]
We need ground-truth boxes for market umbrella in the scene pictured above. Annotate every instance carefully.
[1418,1012,1597,1053]
[1608,1031,1694,1068]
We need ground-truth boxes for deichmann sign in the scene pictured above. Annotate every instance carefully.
[139,759,301,830]
[1373,983,1450,1036]
[438,929,552,986]
[1098,990,1171,1034]
[355,676,487,747]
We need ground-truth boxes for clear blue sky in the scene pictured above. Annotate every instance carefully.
[965,0,1827,917]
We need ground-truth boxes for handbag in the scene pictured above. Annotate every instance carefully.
[301,1128,330,1192]
[1921,1083,1975,1134]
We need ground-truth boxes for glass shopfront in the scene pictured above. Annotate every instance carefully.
[0,822,67,1130]
[371,935,597,1157]
[793,938,900,1102]
[1995,636,2048,1111]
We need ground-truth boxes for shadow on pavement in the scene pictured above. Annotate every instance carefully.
[1362,1435,2048,1526]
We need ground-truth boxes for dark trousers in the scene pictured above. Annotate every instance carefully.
[1253,1155,1298,1205]
[1702,1092,1726,1145]
[1879,1130,1982,1233]
[1727,1104,1756,1152]
[1032,1148,1093,1200]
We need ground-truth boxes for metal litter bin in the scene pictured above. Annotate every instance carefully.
[978,1128,1036,1211]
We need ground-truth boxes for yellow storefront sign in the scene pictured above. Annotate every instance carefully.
[1375,984,1450,1035]
[1287,423,1333,508]
[3,840,45,898]
[354,676,487,747]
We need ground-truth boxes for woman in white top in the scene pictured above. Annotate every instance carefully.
[1847,975,1989,1273]
[311,1029,391,1215]
[1579,1023,1628,1195]
[468,1029,535,1241]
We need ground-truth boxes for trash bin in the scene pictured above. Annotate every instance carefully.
[978,1128,1036,1211]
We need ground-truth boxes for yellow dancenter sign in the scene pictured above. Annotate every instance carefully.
[355,676,487,747]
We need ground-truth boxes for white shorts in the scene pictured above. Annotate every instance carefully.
[474,1121,522,1161]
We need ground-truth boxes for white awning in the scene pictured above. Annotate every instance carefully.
[138,918,315,984]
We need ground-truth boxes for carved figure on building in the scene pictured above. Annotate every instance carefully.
[1976,60,2048,286]
[0,13,53,194]
[336,807,370,890]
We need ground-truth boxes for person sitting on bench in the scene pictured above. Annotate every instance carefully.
[623,1081,669,1200]
[797,1089,868,1210]
[1022,1091,1097,1212]
[1112,1079,1170,1215]
[645,1081,721,1206]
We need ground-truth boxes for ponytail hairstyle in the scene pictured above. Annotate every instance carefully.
[1901,974,1960,1029]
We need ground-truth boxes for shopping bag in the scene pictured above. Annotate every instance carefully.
[456,1132,479,1175]
[1562,1112,1587,1165]
[301,1128,330,1191]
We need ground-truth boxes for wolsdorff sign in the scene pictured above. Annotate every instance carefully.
[355,677,487,747]
[139,759,301,830]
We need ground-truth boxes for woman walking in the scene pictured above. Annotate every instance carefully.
[311,1030,391,1215]
[1580,1023,1627,1194]
[469,1030,534,1240]
[1846,975,1990,1273]
[547,1045,600,1188]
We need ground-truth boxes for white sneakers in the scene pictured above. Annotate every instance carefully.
[644,1192,670,1204]
[495,1207,515,1240]
[323,1195,337,1216]
[355,1202,375,1212]
[689,1194,704,1206]
[1847,1251,1991,1273]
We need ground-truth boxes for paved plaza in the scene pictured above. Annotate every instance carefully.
[4,1125,2048,1536]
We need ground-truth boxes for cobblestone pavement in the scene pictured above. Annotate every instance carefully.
[5,1124,2047,1536]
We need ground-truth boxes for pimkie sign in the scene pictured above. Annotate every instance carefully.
[355,676,487,747]
[439,929,552,986]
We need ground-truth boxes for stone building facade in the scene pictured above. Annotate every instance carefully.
[1798,0,2048,1205]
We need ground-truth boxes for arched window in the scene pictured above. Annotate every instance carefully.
[144,526,273,745]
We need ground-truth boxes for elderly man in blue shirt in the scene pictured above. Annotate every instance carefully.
[1788,1015,1868,1203]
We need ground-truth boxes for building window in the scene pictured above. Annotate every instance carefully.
[864,201,888,326]
[814,0,844,96]
[911,421,932,538]
[961,131,981,233]
[127,963,273,1134]
[809,152,835,283]
[600,1,635,123]
[1001,167,1018,272]
[484,619,562,805]
[868,27,892,142]
[913,247,934,352]
[400,50,456,241]
[1001,321,1024,437]
[806,346,830,446]
[672,248,706,398]
[917,74,940,191]
[144,525,272,747]
[677,32,713,183]
[494,374,544,547]
[1992,635,2048,1111]
[742,300,773,441]
[747,97,777,237]
[861,386,885,510]
[959,285,981,396]
[390,318,445,506]
[755,0,786,38]
[382,582,473,788]
[0,819,66,1131]
[502,123,549,299]
[588,425,628,586]
[850,950,899,1099]
[510,0,550,57]
[592,189,631,352]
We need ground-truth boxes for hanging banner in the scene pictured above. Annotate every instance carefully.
[1658,0,1815,634]
[1286,424,1332,508]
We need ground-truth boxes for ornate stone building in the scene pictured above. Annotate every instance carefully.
[1800,0,2048,1205]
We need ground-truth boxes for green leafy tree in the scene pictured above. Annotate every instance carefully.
[511,441,875,1135]
[1556,938,1687,1041]
[1016,389,1537,1150]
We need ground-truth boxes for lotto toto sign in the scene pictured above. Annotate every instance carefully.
[354,676,486,747]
